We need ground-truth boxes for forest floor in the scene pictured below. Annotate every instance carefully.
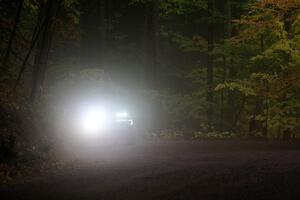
[1,140,300,200]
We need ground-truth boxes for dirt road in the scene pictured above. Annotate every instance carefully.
[1,141,300,200]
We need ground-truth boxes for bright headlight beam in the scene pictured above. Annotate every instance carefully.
[80,107,106,135]
[116,112,128,118]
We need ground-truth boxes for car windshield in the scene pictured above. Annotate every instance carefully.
[78,69,115,97]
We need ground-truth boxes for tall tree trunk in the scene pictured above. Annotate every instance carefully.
[224,0,232,38]
[99,0,106,68]
[220,0,232,131]
[143,0,160,133]
[220,56,227,131]
[248,35,265,136]
[30,0,60,102]
[80,0,106,69]
[206,0,214,129]
[263,80,269,137]
[249,97,264,137]
[144,0,159,89]
[105,0,113,65]
[223,0,237,132]
[1,0,24,74]
[13,9,47,91]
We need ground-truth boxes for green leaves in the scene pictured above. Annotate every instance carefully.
[130,0,207,16]
[162,31,207,52]
[160,0,207,16]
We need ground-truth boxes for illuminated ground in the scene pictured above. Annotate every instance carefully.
[1,141,300,200]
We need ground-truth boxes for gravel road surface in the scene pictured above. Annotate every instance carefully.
[1,141,300,200]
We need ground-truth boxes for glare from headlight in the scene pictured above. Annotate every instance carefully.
[115,112,128,118]
[80,107,106,135]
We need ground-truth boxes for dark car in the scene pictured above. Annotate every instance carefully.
[60,69,137,145]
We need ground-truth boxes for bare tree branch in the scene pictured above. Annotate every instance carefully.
[1,0,24,73]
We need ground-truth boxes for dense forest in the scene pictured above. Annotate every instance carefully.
[1,0,300,162]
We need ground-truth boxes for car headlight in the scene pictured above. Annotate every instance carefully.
[115,112,134,126]
[80,106,107,135]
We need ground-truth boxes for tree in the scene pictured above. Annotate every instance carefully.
[80,0,107,69]
[30,0,60,102]
[144,0,159,89]
[206,0,215,130]
[219,0,300,138]
[1,0,24,74]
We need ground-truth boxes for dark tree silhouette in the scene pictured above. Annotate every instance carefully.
[1,0,24,74]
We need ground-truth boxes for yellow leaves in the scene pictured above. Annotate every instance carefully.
[215,81,256,97]
[231,0,300,45]
[230,15,274,44]
[273,71,300,94]
[261,0,300,11]
[192,35,208,48]
[24,0,39,11]
[292,14,300,35]
[251,73,278,82]
[222,1,300,135]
